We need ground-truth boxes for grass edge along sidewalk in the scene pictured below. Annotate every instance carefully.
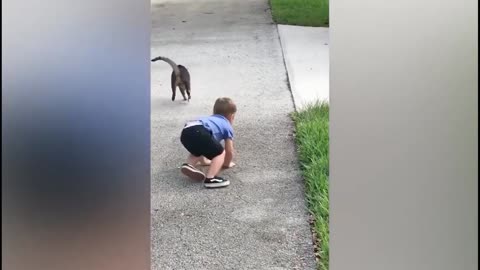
[292,101,329,270]
[270,0,329,27]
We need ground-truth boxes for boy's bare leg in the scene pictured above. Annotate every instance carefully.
[206,151,225,179]
[196,156,211,166]
[186,154,203,166]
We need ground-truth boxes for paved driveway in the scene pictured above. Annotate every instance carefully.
[151,0,316,269]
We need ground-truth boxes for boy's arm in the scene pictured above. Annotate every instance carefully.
[223,139,235,168]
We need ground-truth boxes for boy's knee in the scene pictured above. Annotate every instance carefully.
[217,150,226,158]
[210,150,225,160]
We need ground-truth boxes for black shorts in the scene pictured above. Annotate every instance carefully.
[180,124,224,160]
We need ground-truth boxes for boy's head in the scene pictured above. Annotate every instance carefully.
[213,97,237,123]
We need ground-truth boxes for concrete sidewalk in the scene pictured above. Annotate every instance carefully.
[150,0,316,269]
[278,25,329,110]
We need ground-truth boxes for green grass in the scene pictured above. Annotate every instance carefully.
[292,102,329,270]
[270,0,329,27]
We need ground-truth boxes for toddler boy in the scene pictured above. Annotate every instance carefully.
[180,97,236,188]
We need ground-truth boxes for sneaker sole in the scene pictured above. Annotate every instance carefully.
[204,180,230,188]
[181,166,205,181]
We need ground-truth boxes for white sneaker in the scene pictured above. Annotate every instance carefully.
[180,163,205,181]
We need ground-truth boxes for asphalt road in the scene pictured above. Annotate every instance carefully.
[151,0,316,269]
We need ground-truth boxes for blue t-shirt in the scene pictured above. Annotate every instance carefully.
[197,114,234,142]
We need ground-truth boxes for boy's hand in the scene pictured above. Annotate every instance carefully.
[223,162,236,169]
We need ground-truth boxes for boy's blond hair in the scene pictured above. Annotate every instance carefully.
[213,97,237,117]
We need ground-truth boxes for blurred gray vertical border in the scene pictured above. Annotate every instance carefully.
[329,0,478,269]
[2,0,151,269]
